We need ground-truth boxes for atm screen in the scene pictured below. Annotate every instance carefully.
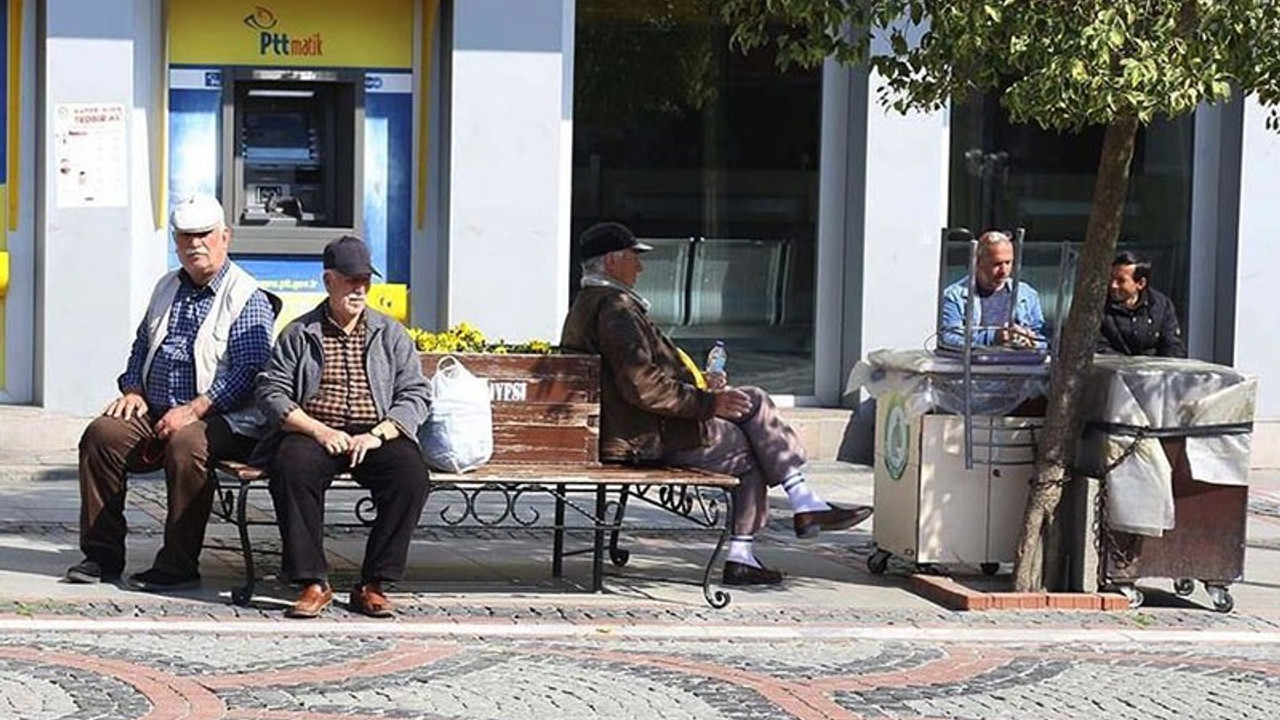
[243,112,316,163]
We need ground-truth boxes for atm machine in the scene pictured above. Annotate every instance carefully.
[166,0,415,327]
[224,69,359,247]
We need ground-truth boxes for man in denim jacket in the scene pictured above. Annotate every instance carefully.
[939,230,1046,350]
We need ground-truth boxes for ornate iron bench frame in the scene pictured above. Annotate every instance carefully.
[210,460,739,608]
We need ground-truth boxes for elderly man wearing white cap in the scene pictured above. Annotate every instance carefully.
[67,194,277,592]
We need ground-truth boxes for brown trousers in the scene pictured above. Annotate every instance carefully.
[78,413,255,576]
[660,386,807,535]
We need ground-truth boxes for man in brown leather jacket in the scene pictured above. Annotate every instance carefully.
[560,222,872,586]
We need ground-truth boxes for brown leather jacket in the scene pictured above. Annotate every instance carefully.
[560,285,716,463]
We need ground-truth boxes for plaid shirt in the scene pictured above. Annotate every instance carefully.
[119,263,275,413]
[302,310,379,428]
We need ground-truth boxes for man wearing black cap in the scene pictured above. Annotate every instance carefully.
[255,235,431,618]
[67,194,277,592]
[560,222,872,586]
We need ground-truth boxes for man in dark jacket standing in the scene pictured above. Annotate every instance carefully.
[255,235,430,618]
[560,222,872,587]
[1098,251,1186,357]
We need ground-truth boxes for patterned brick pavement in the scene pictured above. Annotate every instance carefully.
[1,630,1279,719]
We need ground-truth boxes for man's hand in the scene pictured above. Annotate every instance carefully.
[314,426,355,456]
[347,433,384,467]
[154,403,201,440]
[104,392,149,420]
[997,325,1038,348]
[712,388,752,420]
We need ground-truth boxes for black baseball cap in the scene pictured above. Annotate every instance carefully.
[578,222,653,261]
[323,235,382,278]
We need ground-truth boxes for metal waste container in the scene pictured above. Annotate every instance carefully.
[848,349,1050,575]
[1075,356,1256,612]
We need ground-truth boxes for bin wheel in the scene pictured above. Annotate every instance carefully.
[1206,585,1234,613]
[1173,578,1195,597]
[1117,585,1144,609]
[867,549,891,575]
[915,562,943,575]
[980,563,1000,577]
[231,586,253,607]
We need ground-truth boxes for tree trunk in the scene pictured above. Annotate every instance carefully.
[1012,116,1140,593]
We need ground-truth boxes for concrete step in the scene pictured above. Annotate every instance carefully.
[784,407,856,462]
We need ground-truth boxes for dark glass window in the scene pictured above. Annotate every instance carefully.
[573,1,822,394]
[949,93,1194,331]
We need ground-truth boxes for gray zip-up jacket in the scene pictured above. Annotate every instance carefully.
[252,301,431,463]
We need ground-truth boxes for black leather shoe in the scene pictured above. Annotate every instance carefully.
[793,503,873,539]
[64,559,122,584]
[126,567,201,592]
[722,560,783,586]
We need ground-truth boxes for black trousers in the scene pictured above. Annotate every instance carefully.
[269,433,429,584]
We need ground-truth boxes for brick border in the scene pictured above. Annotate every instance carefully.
[909,574,1129,611]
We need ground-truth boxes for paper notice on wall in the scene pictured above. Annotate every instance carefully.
[53,103,128,208]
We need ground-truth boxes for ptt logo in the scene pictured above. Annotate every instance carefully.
[242,6,278,30]
[244,5,323,57]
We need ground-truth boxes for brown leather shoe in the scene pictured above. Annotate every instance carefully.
[793,503,873,539]
[349,582,394,618]
[284,583,333,619]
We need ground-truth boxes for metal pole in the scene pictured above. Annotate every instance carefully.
[963,238,979,470]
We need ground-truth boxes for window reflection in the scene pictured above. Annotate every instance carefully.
[949,93,1193,330]
[573,0,822,394]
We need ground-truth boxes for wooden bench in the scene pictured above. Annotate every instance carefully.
[209,353,739,608]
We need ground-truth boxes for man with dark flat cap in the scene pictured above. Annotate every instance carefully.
[67,194,277,591]
[560,221,872,587]
[255,235,430,618]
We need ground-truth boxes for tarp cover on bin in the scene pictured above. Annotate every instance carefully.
[1077,356,1256,537]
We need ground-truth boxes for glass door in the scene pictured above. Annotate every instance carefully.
[572,0,823,394]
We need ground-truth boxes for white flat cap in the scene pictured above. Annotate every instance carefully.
[170,194,226,234]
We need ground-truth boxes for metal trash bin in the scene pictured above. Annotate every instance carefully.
[1074,357,1256,612]
[847,349,1050,575]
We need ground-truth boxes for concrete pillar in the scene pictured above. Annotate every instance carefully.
[445,0,575,343]
[1233,96,1280,465]
[38,1,165,414]
[855,73,949,356]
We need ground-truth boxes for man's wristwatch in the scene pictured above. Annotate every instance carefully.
[370,426,388,442]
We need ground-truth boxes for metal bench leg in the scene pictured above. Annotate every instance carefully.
[702,488,733,609]
[591,486,607,592]
[230,479,257,606]
[552,483,567,578]
[607,484,631,567]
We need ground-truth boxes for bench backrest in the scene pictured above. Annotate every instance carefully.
[420,353,600,465]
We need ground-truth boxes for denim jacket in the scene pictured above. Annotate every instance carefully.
[939,277,1047,349]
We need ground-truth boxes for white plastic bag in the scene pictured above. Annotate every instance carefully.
[419,356,493,473]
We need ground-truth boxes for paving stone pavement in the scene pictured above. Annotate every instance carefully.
[6,406,1280,718]
[1,629,1280,719]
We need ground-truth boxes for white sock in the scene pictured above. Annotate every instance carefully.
[781,473,831,513]
[727,535,761,568]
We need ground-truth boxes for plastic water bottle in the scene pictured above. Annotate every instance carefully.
[705,341,727,376]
